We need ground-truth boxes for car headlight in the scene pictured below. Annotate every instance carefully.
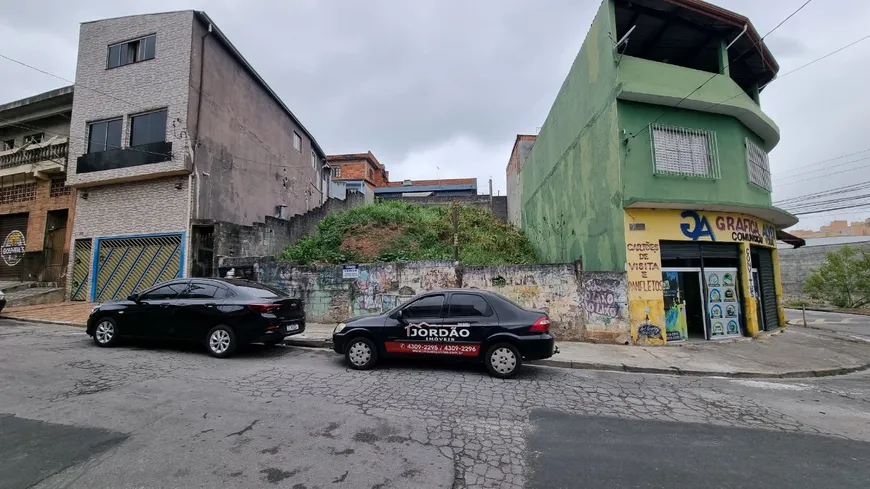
[334,322,347,333]
[90,305,100,314]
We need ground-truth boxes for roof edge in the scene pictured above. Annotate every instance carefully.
[0,85,74,113]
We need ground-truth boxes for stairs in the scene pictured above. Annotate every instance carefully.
[0,281,65,308]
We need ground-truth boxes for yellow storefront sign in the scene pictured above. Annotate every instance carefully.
[624,209,776,345]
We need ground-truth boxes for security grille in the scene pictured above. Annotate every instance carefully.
[70,239,92,301]
[651,124,720,179]
[0,182,36,204]
[746,138,772,191]
[49,179,71,197]
[93,234,182,302]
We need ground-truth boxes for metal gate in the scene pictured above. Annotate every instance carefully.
[756,247,780,330]
[92,234,183,302]
[0,213,29,281]
[70,239,92,301]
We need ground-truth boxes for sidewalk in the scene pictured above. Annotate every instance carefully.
[288,323,870,379]
[4,303,869,379]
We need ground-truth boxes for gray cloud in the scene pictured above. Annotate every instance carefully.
[2,0,869,228]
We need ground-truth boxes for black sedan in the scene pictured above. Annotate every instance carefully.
[86,278,305,358]
[332,289,556,378]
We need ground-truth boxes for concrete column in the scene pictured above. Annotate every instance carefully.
[772,247,786,328]
[717,38,730,77]
[738,242,759,336]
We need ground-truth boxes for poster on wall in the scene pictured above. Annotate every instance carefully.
[662,272,688,342]
[705,269,741,339]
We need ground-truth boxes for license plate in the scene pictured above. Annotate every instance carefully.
[285,323,299,332]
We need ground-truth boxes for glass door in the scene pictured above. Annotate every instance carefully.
[661,268,706,342]
[704,268,741,339]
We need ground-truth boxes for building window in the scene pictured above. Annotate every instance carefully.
[2,139,13,151]
[24,133,43,145]
[746,138,772,191]
[332,166,341,178]
[293,132,301,152]
[87,118,122,153]
[50,179,71,197]
[130,109,167,147]
[651,124,720,179]
[367,167,373,179]
[311,150,316,169]
[107,34,156,69]
[0,182,37,204]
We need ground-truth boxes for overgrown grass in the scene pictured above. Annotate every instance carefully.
[279,200,538,265]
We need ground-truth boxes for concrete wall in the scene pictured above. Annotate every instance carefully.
[189,19,327,226]
[67,11,194,186]
[205,191,365,264]
[218,257,630,343]
[506,138,534,228]
[778,242,870,301]
[519,1,625,270]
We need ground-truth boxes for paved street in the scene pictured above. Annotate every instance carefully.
[786,308,870,341]
[2,320,870,489]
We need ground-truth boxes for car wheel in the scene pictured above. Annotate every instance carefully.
[485,342,522,379]
[206,325,237,358]
[93,317,119,348]
[345,337,378,370]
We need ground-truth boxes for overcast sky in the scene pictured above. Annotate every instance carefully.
[2,0,868,230]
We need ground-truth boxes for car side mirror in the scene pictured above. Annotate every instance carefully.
[128,294,140,303]
[395,309,408,323]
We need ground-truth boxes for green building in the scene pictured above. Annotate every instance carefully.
[516,0,803,344]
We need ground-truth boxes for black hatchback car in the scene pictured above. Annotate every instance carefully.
[332,289,556,378]
[86,278,305,358]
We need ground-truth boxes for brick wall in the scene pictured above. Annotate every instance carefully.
[0,179,75,253]
[218,257,631,343]
[778,242,870,301]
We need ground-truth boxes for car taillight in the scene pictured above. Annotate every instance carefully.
[530,317,550,333]
[248,304,280,313]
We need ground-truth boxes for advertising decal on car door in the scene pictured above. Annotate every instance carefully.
[384,322,480,356]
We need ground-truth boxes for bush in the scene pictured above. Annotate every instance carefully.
[804,245,870,308]
[279,200,537,265]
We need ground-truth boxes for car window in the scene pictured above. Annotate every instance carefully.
[402,294,445,319]
[447,293,492,317]
[235,285,282,299]
[183,282,220,300]
[140,283,187,301]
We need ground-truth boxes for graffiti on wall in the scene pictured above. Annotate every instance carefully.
[625,239,666,345]
[581,274,624,326]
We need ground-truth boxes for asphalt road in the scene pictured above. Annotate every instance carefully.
[785,308,870,341]
[1,319,869,489]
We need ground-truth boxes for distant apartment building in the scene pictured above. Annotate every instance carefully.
[327,151,478,201]
[67,10,331,301]
[0,87,75,283]
[506,134,536,227]
[790,219,870,238]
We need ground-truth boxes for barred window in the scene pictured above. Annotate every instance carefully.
[332,166,341,178]
[651,124,720,179]
[50,179,71,197]
[746,138,772,191]
[0,182,37,204]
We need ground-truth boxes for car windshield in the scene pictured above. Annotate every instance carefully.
[223,280,285,299]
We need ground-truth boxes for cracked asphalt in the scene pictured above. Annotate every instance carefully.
[1,319,869,488]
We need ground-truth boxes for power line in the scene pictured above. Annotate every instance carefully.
[774,180,870,205]
[772,147,870,175]
[774,155,870,182]
[627,0,814,140]
[777,164,870,187]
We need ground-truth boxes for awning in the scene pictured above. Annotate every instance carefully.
[776,229,805,249]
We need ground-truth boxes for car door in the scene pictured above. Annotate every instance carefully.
[129,281,189,338]
[443,292,496,358]
[383,293,445,356]
[170,281,228,341]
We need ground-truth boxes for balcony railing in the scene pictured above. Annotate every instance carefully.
[0,139,69,170]
[76,141,173,174]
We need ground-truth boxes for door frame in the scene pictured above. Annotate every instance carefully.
[661,267,707,340]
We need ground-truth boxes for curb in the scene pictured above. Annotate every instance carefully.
[282,337,332,349]
[528,358,870,379]
[0,316,85,328]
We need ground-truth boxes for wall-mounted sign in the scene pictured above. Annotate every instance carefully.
[1,230,25,266]
[629,223,646,231]
[342,264,360,279]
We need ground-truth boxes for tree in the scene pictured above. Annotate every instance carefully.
[804,245,870,308]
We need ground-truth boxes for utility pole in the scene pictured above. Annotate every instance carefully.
[488,178,493,206]
[451,203,459,263]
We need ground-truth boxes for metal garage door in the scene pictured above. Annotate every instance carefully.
[755,247,780,330]
[92,234,182,302]
[70,239,92,301]
[0,213,29,281]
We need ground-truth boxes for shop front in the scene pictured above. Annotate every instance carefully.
[624,209,781,345]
